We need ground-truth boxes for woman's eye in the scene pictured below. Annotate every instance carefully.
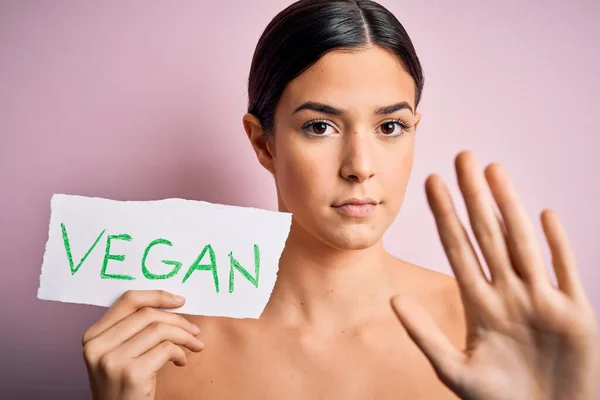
[303,120,409,137]
[304,121,333,136]
[380,121,403,136]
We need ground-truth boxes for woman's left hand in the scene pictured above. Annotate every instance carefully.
[391,150,599,400]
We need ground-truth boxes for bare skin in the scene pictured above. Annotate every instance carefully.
[156,45,467,398]
[156,260,466,399]
[82,45,598,399]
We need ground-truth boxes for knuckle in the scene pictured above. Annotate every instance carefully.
[173,344,186,359]
[98,352,120,373]
[138,306,156,319]
[122,365,144,385]
[82,342,98,365]
[161,340,177,351]
[81,329,92,346]
[121,289,138,304]
[148,321,167,335]
[473,223,495,243]
[442,229,463,252]
[163,341,184,358]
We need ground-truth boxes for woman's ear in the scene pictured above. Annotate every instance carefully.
[242,113,275,174]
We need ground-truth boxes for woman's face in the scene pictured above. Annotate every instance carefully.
[246,45,421,250]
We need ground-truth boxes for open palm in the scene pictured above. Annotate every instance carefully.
[392,151,599,400]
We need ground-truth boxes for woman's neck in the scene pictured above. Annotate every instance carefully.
[261,220,401,331]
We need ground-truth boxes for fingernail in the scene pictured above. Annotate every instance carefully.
[191,324,201,334]
[172,294,185,303]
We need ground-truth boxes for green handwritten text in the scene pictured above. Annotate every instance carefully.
[101,234,135,280]
[60,223,262,292]
[142,238,182,280]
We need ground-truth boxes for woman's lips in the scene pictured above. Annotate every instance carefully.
[332,203,377,217]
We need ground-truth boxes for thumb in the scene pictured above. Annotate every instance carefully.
[391,295,466,388]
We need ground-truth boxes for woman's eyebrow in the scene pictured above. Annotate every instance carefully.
[292,101,413,116]
[374,101,413,115]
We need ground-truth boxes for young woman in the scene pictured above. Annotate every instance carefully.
[81,1,599,399]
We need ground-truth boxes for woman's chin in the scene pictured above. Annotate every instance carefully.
[288,213,386,251]
[319,226,383,250]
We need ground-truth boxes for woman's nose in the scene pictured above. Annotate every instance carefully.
[339,132,376,183]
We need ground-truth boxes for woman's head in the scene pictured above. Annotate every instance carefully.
[243,0,424,251]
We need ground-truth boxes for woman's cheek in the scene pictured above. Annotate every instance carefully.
[282,162,328,217]
[276,158,307,210]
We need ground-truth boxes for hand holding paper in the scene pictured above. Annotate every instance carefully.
[81,289,204,400]
[37,194,293,319]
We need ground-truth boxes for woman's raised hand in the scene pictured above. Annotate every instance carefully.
[82,289,204,400]
[392,151,599,400]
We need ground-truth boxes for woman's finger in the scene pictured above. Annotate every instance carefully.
[82,290,185,345]
[484,164,551,286]
[116,322,204,359]
[391,295,466,389]
[540,209,584,301]
[425,173,491,301]
[455,152,513,285]
[118,342,188,393]
[83,306,200,365]
[135,341,188,373]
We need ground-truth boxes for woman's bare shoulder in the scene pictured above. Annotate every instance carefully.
[387,257,456,295]
[388,257,467,349]
[155,314,258,399]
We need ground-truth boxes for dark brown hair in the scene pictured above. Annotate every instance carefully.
[247,0,424,136]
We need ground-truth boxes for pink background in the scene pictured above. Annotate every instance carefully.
[1,0,599,397]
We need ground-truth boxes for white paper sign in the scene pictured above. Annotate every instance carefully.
[37,194,292,319]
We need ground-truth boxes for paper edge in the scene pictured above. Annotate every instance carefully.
[37,193,59,300]
[255,213,293,319]
[37,193,295,319]
[50,193,292,217]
